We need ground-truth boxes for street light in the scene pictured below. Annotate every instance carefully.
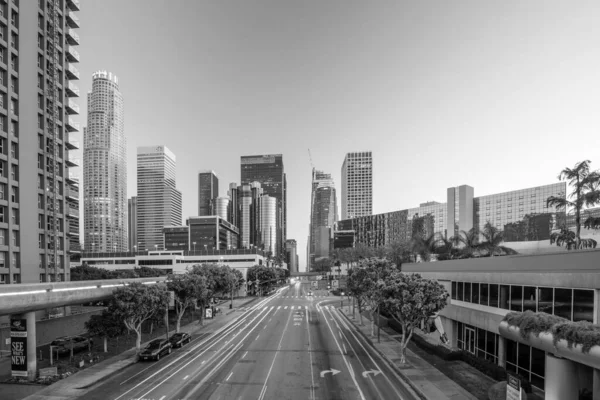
[154,244,158,252]
[193,242,196,253]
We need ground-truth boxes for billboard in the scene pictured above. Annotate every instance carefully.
[10,318,27,377]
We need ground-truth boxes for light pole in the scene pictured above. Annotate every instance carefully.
[134,245,137,254]
[138,242,141,255]
[193,242,196,253]
[154,244,158,252]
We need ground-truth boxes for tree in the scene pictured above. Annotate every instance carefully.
[347,266,368,325]
[458,228,480,257]
[189,263,231,324]
[384,240,411,269]
[314,258,333,273]
[355,258,397,337]
[547,160,600,249]
[109,282,170,354]
[71,264,116,281]
[480,221,516,257]
[167,273,208,332]
[410,233,438,262]
[381,272,449,363]
[246,264,277,295]
[85,309,127,353]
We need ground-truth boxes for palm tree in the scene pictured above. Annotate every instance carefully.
[546,160,599,249]
[458,228,480,257]
[410,233,439,262]
[480,221,516,257]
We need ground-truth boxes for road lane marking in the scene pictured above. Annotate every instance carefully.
[256,334,260,340]
[291,306,294,310]
[307,309,316,400]
[321,304,366,400]
[114,305,272,400]
[305,306,308,310]
[242,351,247,359]
[277,306,281,309]
[343,344,347,354]
[257,302,294,400]
[183,375,189,380]
[159,396,165,400]
[263,325,266,330]
[226,372,233,381]
[284,306,288,309]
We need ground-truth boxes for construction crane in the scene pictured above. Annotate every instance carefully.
[308,148,314,170]
[46,0,61,279]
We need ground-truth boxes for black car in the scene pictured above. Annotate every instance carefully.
[169,332,191,348]
[139,339,172,361]
[50,335,92,355]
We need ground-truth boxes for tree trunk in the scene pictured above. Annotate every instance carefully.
[135,329,142,354]
[357,301,363,325]
[399,327,413,364]
[199,300,205,326]
[103,337,107,353]
[149,321,154,335]
[176,311,184,333]
[370,310,376,337]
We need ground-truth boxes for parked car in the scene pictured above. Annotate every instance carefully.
[139,339,172,361]
[50,335,92,355]
[169,332,191,348]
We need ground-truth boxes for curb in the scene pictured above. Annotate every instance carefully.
[338,308,429,400]
[77,356,137,389]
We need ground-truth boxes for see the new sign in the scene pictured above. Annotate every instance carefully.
[10,318,27,377]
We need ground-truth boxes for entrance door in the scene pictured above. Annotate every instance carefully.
[465,327,476,354]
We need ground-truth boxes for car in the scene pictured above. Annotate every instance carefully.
[169,332,191,348]
[139,339,172,361]
[50,335,92,355]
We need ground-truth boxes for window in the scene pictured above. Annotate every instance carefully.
[573,289,593,322]
[510,285,523,312]
[12,273,20,283]
[38,233,43,249]
[451,281,457,300]
[37,194,43,209]
[9,98,16,115]
[10,163,16,180]
[464,282,471,303]
[10,186,16,202]
[10,142,16,158]
[523,286,537,312]
[9,120,15,137]
[554,288,572,320]
[538,287,553,314]
[10,207,17,224]
[479,284,489,306]
[0,229,5,245]
[11,230,17,246]
[471,283,480,304]
[10,76,16,93]
[38,214,42,229]
[499,285,510,310]
[457,282,464,301]
[37,54,42,69]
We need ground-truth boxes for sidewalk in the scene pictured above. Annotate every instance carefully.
[339,305,479,400]
[7,296,259,400]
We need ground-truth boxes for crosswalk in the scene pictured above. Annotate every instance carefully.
[280,295,329,299]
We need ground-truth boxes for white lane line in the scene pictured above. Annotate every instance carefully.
[263,325,267,330]
[307,308,315,400]
[256,334,260,341]
[159,396,165,400]
[117,306,271,400]
[242,351,248,359]
[183,375,189,380]
[269,318,272,322]
[226,372,233,381]
[321,304,366,400]
[284,306,288,310]
[277,306,281,309]
[329,308,409,400]
[305,306,308,310]
[343,344,347,354]
[257,303,294,400]
[291,306,295,310]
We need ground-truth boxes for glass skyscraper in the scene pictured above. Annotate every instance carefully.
[83,71,127,253]
[308,169,338,271]
[198,170,218,216]
[341,152,372,220]
[136,146,182,251]
[241,154,286,255]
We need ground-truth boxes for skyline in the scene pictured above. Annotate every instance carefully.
[73,0,600,270]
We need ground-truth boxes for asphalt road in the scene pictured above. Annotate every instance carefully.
[81,282,419,400]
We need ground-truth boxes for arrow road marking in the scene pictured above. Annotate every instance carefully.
[362,369,382,378]
[320,369,341,378]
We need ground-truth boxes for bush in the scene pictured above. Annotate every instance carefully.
[411,333,462,361]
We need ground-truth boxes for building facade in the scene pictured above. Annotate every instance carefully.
[136,146,182,251]
[285,239,298,274]
[187,216,239,251]
[198,170,218,216]
[337,182,567,250]
[214,197,229,221]
[2,0,82,284]
[127,196,137,251]
[259,196,277,254]
[83,71,126,253]
[241,154,286,255]
[308,169,337,271]
[163,225,189,251]
[341,151,372,220]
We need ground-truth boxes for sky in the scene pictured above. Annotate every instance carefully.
[74,0,600,271]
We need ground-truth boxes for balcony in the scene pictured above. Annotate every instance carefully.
[66,46,80,63]
[66,206,79,219]
[66,81,80,98]
[66,12,80,29]
[67,224,79,237]
[66,64,80,80]
[66,187,79,201]
[66,29,80,46]
[67,0,81,12]
[66,117,79,132]
[65,133,79,150]
[66,99,79,115]
[66,155,80,167]
[66,173,79,184]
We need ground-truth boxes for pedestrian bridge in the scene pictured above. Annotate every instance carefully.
[0,277,167,316]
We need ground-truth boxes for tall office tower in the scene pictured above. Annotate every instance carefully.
[241,154,286,255]
[214,197,229,220]
[249,182,264,249]
[198,170,218,216]
[83,71,126,253]
[227,183,239,228]
[237,184,252,249]
[308,169,338,271]
[7,0,81,284]
[447,185,474,240]
[128,197,137,251]
[137,146,182,251]
[341,152,373,220]
[260,196,277,253]
[285,239,298,273]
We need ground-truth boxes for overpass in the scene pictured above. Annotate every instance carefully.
[0,277,167,380]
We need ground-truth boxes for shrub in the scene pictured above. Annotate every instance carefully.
[504,311,600,354]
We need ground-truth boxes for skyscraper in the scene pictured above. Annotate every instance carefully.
[198,170,218,216]
[83,71,126,253]
[341,152,373,220]
[260,196,277,253]
[285,239,298,273]
[241,154,286,255]
[214,197,230,220]
[308,169,338,271]
[10,0,81,284]
[137,146,182,251]
[128,197,137,252]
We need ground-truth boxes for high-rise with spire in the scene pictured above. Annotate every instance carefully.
[83,71,126,253]
[308,169,338,271]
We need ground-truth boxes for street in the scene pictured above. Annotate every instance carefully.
[81,282,419,400]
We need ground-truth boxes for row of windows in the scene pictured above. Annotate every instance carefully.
[451,281,594,322]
